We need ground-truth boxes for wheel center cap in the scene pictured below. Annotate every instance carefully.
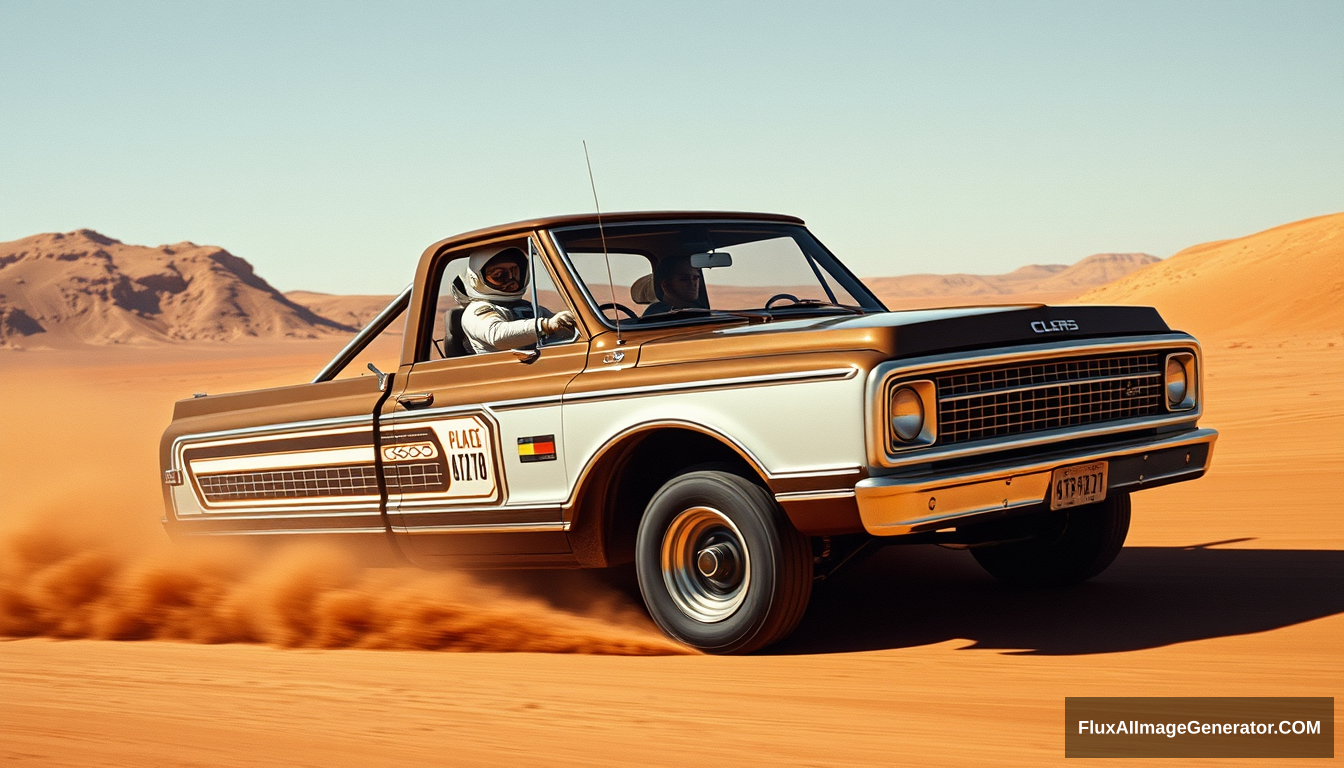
[696,542,738,580]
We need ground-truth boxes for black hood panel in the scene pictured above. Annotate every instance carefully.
[859,304,1169,358]
[712,304,1172,358]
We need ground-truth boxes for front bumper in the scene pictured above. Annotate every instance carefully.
[855,428,1217,536]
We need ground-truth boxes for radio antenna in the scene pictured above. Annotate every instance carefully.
[583,140,623,345]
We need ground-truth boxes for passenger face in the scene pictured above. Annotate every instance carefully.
[662,264,702,307]
[482,260,523,293]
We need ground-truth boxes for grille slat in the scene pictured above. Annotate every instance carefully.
[198,462,445,503]
[935,353,1163,444]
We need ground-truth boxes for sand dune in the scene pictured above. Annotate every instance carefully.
[0,230,352,348]
[1078,212,1344,340]
[865,252,1159,309]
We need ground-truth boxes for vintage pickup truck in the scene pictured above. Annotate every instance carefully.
[159,211,1217,653]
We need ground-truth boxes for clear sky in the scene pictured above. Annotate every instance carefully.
[2,1,1341,294]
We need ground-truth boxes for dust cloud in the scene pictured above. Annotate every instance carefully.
[0,501,688,656]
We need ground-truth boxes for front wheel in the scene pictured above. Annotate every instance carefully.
[635,471,812,654]
[971,493,1131,587]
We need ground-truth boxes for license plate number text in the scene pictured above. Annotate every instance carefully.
[1049,461,1108,510]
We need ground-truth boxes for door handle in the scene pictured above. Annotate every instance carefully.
[396,392,434,409]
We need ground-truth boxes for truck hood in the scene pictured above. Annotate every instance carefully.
[635,304,1172,367]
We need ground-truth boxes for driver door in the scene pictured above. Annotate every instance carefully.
[384,236,587,562]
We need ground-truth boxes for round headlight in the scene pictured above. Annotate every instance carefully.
[1165,358,1188,406]
[890,386,925,442]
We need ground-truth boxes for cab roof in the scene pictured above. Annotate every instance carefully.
[420,210,806,259]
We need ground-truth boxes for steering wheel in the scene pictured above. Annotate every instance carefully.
[764,293,801,309]
[598,302,639,321]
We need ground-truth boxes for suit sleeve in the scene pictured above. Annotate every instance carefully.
[461,302,542,353]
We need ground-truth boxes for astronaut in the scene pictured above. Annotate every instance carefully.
[459,246,576,354]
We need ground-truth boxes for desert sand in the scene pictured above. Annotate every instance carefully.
[1,215,1341,766]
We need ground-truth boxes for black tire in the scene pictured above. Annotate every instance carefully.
[635,471,812,654]
[971,494,1131,587]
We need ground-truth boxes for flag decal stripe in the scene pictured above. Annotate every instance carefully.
[517,435,557,463]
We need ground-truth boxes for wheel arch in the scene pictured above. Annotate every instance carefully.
[565,421,772,567]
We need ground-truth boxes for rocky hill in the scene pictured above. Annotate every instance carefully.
[0,230,353,348]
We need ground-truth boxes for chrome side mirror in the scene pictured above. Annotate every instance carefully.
[366,363,389,391]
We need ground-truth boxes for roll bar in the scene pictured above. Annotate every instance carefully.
[311,285,413,384]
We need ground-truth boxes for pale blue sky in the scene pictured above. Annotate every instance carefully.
[2,1,1341,294]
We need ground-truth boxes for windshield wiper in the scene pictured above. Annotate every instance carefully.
[766,300,867,315]
[685,308,772,323]
[643,307,767,324]
[649,304,854,325]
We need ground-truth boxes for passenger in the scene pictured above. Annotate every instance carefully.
[459,246,575,354]
[642,255,707,316]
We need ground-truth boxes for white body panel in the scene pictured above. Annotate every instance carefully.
[486,405,568,506]
[560,373,868,493]
[168,371,866,527]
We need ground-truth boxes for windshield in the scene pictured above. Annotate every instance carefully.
[550,221,882,326]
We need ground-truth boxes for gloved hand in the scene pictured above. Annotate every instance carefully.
[541,310,576,336]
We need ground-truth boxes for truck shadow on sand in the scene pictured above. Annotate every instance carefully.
[772,544,1344,656]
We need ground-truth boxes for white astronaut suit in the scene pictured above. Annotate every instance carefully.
[458,246,576,355]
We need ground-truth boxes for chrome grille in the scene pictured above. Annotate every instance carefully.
[935,353,1163,444]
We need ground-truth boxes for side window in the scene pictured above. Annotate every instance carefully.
[421,237,581,361]
[430,254,473,360]
[530,241,578,347]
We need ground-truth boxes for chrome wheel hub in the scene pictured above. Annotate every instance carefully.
[661,506,750,623]
[696,542,740,580]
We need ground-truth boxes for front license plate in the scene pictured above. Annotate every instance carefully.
[1049,461,1108,510]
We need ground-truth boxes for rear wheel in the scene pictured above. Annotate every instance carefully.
[971,494,1131,587]
[635,471,812,654]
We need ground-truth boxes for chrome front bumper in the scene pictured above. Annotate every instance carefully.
[855,428,1218,536]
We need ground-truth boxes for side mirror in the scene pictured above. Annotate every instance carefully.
[690,252,732,269]
[366,363,390,392]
